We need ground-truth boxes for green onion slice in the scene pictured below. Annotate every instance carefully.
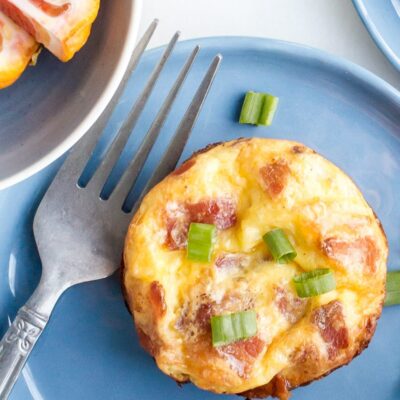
[263,228,297,264]
[385,271,400,306]
[239,91,279,126]
[293,268,336,298]
[211,310,257,347]
[187,223,216,262]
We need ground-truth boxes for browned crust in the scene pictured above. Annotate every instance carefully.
[240,374,290,400]
[120,259,132,316]
[238,311,381,399]
[180,138,248,165]
[186,141,224,160]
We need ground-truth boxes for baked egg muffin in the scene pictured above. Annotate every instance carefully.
[123,138,387,399]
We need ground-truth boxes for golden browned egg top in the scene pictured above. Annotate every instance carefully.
[123,138,387,398]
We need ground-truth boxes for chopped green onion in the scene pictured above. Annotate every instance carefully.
[187,223,216,262]
[293,268,336,298]
[211,310,257,347]
[263,228,297,263]
[385,271,400,306]
[239,91,279,126]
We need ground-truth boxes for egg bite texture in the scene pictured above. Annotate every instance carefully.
[123,138,387,399]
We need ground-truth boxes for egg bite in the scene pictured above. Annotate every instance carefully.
[123,138,387,399]
[0,10,38,89]
[0,0,100,61]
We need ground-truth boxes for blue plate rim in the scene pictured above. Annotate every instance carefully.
[147,35,400,102]
[352,0,400,72]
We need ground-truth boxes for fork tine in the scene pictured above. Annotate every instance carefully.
[128,54,223,214]
[46,20,159,190]
[86,31,181,194]
[109,45,200,205]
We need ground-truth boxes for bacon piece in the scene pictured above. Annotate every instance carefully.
[30,0,70,17]
[136,327,159,357]
[164,198,237,250]
[195,302,214,332]
[274,286,307,324]
[240,374,291,400]
[0,1,35,36]
[217,336,265,377]
[186,198,237,229]
[322,236,380,274]
[311,300,349,359]
[177,292,254,342]
[171,159,196,176]
[164,202,190,250]
[149,281,166,319]
[260,159,291,198]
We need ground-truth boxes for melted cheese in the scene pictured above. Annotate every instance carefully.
[124,138,387,395]
[0,10,38,88]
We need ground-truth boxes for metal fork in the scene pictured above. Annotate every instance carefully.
[0,20,222,399]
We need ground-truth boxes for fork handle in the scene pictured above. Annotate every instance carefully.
[0,305,48,398]
[0,276,61,399]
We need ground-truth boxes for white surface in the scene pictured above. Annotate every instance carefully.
[139,0,400,90]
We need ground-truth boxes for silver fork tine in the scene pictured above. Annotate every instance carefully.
[129,54,223,214]
[87,31,181,194]
[109,45,200,205]
[48,20,159,188]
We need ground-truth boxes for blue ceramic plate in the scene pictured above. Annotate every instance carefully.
[353,0,400,72]
[1,37,400,400]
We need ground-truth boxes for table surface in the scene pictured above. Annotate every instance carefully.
[138,0,400,91]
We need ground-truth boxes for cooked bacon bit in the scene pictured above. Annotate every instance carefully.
[165,203,190,250]
[164,198,237,250]
[274,286,307,324]
[30,0,70,17]
[177,293,254,342]
[322,236,380,274]
[195,302,214,332]
[149,281,166,319]
[260,159,291,198]
[176,298,216,338]
[311,300,349,359]
[241,374,291,400]
[217,336,265,377]
[187,198,237,229]
[215,253,245,269]
[0,1,36,36]
[136,327,159,357]
[171,159,196,176]
[292,145,306,154]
